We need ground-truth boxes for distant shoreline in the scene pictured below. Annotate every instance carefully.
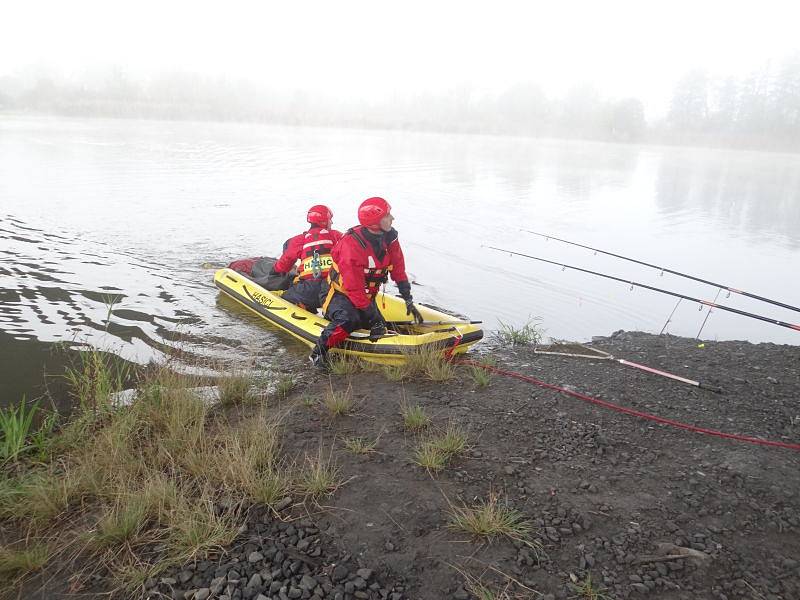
[2,108,798,156]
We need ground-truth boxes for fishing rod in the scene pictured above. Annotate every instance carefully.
[483,245,800,332]
[521,229,800,314]
[533,345,724,393]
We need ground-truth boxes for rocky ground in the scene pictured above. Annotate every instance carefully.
[141,331,800,600]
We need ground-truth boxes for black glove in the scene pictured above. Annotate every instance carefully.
[396,280,422,323]
[362,302,386,341]
[405,299,424,324]
[369,322,387,342]
[397,280,412,300]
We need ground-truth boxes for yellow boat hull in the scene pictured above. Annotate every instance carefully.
[214,268,483,365]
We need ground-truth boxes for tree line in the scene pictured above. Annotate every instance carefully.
[1,54,798,152]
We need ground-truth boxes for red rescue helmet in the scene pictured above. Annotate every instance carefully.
[358,197,391,228]
[306,204,333,227]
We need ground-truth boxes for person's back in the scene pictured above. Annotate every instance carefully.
[272,205,343,312]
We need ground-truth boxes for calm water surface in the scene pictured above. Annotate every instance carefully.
[2,115,799,404]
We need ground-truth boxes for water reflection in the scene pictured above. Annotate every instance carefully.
[655,149,800,248]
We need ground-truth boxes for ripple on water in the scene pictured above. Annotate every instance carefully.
[0,216,285,406]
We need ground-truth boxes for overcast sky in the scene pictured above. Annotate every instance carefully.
[2,0,799,114]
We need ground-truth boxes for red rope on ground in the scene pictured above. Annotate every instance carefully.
[459,359,800,451]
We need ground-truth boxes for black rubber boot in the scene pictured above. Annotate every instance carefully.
[308,343,330,372]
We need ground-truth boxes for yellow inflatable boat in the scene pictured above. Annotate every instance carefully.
[214,268,483,365]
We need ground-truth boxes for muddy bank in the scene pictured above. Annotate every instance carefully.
[6,330,800,600]
[143,331,800,600]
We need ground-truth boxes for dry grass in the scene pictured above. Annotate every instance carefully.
[326,353,364,376]
[166,494,240,563]
[413,441,448,472]
[109,559,164,595]
[381,364,408,381]
[296,447,342,500]
[568,573,611,600]
[447,493,537,549]
[90,499,149,550]
[413,421,469,473]
[0,467,86,523]
[402,344,455,381]
[274,374,296,398]
[434,421,469,457]
[401,401,431,432]
[63,349,128,414]
[0,543,50,579]
[342,435,380,454]
[467,356,496,387]
[379,344,455,382]
[217,369,257,406]
[0,363,296,590]
[450,562,539,600]
[321,383,354,417]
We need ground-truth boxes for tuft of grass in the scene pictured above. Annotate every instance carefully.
[380,344,455,382]
[467,356,497,388]
[447,493,535,546]
[300,394,316,408]
[450,563,535,600]
[321,383,354,417]
[0,397,39,463]
[468,580,508,600]
[400,401,431,432]
[137,474,179,522]
[28,410,58,461]
[493,319,543,347]
[109,560,164,595]
[412,422,469,473]
[413,441,448,472]
[64,349,128,415]
[274,374,295,398]
[195,414,284,505]
[0,468,86,523]
[568,573,611,600]
[217,370,256,406]
[342,435,380,455]
[326,353,363,376]
[135,373,209,462]
[432,421,469,458]
[403,344,455,381]
[90,499,149,550]
[296,447,342,500]
[166,495,240,563]
[0,543,50,579]
[247,467,291,507]
[381,364,407,382]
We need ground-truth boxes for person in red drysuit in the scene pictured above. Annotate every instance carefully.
[309,196,423,368]
[270,204,343,312]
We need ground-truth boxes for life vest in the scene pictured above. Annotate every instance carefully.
[294,228,336,283]
[323,226,396,311]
